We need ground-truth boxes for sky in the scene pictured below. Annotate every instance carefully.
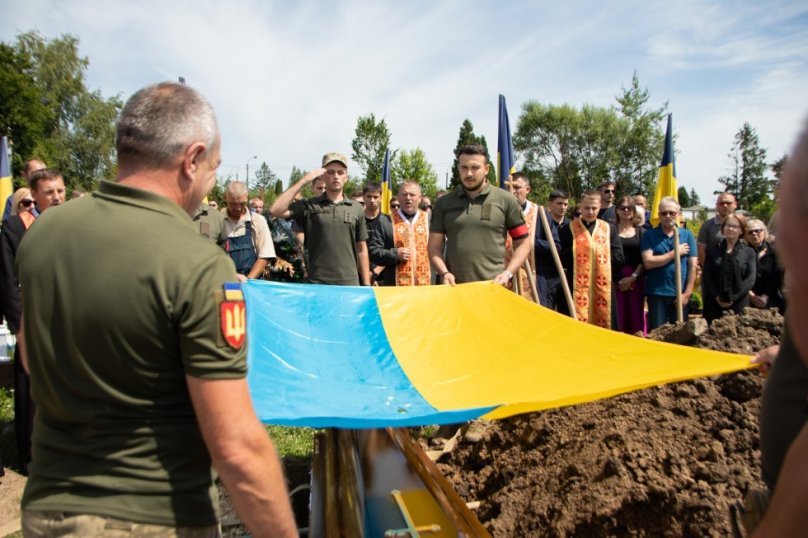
[2,0,807,204]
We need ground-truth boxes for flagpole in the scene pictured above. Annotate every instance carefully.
[538,207,576,320]
[674,226,683,322]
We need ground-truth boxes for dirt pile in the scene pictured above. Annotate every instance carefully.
[430,308,783,537]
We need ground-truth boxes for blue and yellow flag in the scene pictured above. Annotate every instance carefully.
[244,281,750,427]
[650,114,677,226]
[0,137,13,216]
[380,148,393,215]
[497,94,516,189]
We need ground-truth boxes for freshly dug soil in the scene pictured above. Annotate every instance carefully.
[429,308,782,537]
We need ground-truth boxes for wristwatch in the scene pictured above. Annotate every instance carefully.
[503,270,514,281]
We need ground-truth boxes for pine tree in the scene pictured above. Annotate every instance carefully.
[449,119,496,189]
[718,123,771,210]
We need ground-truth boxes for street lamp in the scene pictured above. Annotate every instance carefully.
[246,155,257,192]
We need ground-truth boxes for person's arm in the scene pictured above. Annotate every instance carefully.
[732,249,757,303]
[186,376,296,537]
[270,168,326,219]
[642,239,689,270]
[752,422,808,537]
[356,240,371,285]
[683,254,697,304]
[246,217,275,280]
[428,232,454,286]
[368,217,400,267]
[496,234,530,286]
[534,211,560,255]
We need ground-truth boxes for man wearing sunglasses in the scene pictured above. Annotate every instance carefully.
[597,181,618,225]
[640,197,698,330]
[697,192,737,266]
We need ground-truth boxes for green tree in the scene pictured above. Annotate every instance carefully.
[515,75,668,202]
[351,113,395,183]
[771,154,788,180]
[0,42,49,183]
[677,186,691,207]
[613,74,668,197]
[392,148,438,198]
[449,119,496,189]
[718,123,771,210]
[689,188,700,206]
[1,31,121,189]
[253,161,278,196]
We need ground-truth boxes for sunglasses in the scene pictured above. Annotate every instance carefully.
[617,206,633,211]
[20,199,35,207]
[659,211,678,217]
[717,201,735,206]
[602,189,615,194]
[747,229,765,234]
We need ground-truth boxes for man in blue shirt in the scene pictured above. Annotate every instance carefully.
[640,196,698,329]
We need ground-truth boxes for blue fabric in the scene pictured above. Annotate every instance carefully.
[243,280,493,427]
[641,226,697,297]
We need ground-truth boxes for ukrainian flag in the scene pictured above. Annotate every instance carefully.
[497,95,516,189]
[650,114,677,226]
[244,281,750,427]
[0,137,13,215]
[380,148,393,215]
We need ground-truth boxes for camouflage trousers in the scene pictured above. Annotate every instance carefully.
[22,511,221,538]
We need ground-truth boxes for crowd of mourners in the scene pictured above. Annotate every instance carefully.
[0,82,802,537]
[191,153,785,337]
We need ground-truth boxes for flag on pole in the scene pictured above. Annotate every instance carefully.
[497,94,516,189]
[0,137,13,216]
[380,148,393,215]
[649,114,677,226]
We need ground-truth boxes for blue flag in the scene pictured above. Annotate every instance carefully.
[497,95,516,189]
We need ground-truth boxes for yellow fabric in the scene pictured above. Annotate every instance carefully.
[374,282,750,420]
[571,218,611,327]
[392,210,431,286]
[650,162,677,226]
[0,176,12,214]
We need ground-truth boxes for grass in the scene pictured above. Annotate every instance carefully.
[266,425,318,459]
[0,386,18,471]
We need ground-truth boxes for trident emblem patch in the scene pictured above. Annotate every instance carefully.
[221,283,246,350]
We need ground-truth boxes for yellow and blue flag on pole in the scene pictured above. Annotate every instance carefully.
[380,148,393,215]
[497,94,516,189]
[0,137,13,216]
[650,114,677,226]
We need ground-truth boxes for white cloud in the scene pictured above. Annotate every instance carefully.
[2,0,805,201]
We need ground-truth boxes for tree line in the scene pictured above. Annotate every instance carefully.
[0,32,782,217]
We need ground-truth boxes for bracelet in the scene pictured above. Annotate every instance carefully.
[441,271,450,277]
[503,270,514,280]
[631,272,638,279]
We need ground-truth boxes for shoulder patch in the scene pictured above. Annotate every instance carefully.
[220,283,246,349]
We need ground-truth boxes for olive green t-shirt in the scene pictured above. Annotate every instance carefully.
[430,183,527,283]
[17,181,246,526]
[289,194,367,285]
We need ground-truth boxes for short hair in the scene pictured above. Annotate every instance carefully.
[28,168,63,191]
[362,182,382,195]
[580,189,601,203]
[617,195,635,209]
[599,180,616,190]
[723,212,748,235]
[23,160,46,177]
[511,171,529,185]
[397,180,422,194]
[10,188,31,216]
[717,192,737,201]
[548,189,569,202]
[745,217,768,239]
[116,82,218,169]
[226,181,248,198]
[658,195,681,212]
[457,144,489,163]
[249,197,263,205]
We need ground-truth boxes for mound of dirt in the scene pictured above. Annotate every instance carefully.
[429,308,782,537]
